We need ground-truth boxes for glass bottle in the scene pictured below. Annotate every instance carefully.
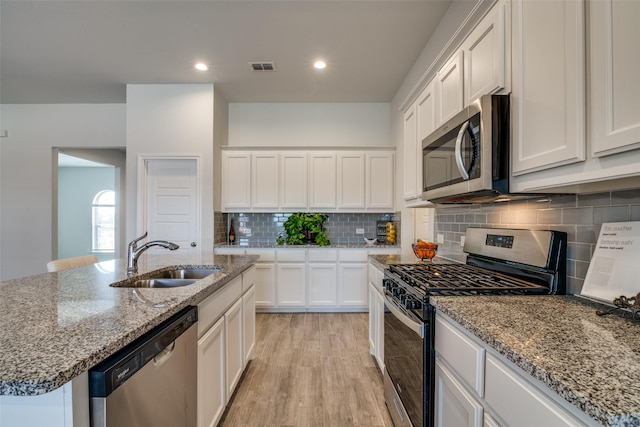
[229,219,236,245]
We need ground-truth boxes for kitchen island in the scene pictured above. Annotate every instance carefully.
[0,252,256,397]
[369,254,640,426]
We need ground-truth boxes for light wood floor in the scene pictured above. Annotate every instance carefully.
[220,313,394,427]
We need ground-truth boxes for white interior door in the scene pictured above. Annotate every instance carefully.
[145,159,198,253]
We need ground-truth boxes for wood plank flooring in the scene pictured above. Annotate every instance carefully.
[219,313,393,427]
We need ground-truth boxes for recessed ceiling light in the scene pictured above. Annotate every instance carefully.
[195,63,209,71]
[313,61,327,70]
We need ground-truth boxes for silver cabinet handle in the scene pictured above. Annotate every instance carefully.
[191,242,197,247]
[454,120,471,180]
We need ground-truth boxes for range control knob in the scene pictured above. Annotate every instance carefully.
[392,287,406,297]
[405,297,422,310]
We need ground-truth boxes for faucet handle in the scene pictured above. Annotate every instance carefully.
[130,231,148,248]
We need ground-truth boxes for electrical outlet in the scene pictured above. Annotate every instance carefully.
[355,228,365,235]
[460,236,466,247]
[437,234,444,244]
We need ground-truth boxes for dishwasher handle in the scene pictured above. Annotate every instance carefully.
[89,306,197,397]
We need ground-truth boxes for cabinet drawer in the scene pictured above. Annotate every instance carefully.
[338,249,368,262]
[485,354,584,426]
[242,265,256,293]
[308,249,338,262]
[198,275,242,338]
[245,249,276,262]
[277,249,306,262]
[435,315,485,396]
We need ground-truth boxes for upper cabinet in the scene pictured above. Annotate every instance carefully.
[222,148,394,213]
[589,0,640,158]
[510,0,586,175]
[462,1,507,106]
[436,50,464,125]
[402,105,418,201]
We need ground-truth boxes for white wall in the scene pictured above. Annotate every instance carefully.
[228,103,392,147]
[0,104,125,280]
[125,84,215,251]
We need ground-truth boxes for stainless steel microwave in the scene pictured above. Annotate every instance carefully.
[422,94,513,204]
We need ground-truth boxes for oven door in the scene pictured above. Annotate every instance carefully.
[383,292,429,427]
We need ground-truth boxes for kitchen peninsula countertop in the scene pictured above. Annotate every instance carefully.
[0,252,256,396]
[215,243,401,249]
[369,255,640,426]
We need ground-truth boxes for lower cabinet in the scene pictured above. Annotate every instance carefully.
[435,312,600,427]
[276,263,306,307]
[197,268,256,427]
[308,263,338,307]
[368,262,385,374]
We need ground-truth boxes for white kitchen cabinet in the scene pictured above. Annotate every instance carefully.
[589,0,640,158]
[368,263,385,373]
[338,250,368,308]
[510,0,585,175]
[437,50,464,125]
[337,152,366,209]
[251,152,278,209]
[276,249,307,307]
[403,104,418,201]
[309,152,337,209]
[224,298,243,400]
[197,316,226,427]
[242,285,256,365]
[221,151,251,210]
[462,1,507,105]
[245,249,276,310]
[308,263,338,307]
[365,151,394,210]
[280,151,307,209]
[435,359,484,427]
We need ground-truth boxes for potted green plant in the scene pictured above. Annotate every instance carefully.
[280,213,330,246]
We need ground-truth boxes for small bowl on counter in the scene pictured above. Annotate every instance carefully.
[363,237,377,247]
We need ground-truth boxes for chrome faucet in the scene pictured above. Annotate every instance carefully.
[127,232,180,275]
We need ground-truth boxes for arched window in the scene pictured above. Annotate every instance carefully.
[92,190,115,253]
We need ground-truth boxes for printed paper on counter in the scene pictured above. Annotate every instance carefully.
[581,221,640,303]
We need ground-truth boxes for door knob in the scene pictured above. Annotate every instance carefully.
[191,242,197,247]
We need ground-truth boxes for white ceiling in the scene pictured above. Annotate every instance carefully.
[0,0,452,104]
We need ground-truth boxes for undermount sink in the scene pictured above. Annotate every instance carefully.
[110,266,223,288]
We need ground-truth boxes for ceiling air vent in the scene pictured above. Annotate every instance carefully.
[249,62,276,72]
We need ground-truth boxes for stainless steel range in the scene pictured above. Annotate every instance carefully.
[383,227,567,427]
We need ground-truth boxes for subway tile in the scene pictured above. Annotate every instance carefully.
[566,277,584,296]
[611,189,640,205]
[576,225,601,244]
[549,194,577,208]
[593,205,629,224]
[562,207,593,225]
[516,209,537,225]
[486,212,501,224]
[537,209,562,225]
[566,260,576,278]
[575,260,590,280]
[567,243,594,262]
[501,210,518,224]
[631,205,640,221]
[577,192,611,207]
[474,213,487,224]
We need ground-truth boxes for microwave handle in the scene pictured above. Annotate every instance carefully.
[454,120,471,180]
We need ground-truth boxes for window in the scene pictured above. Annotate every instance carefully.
[92,190,115,253]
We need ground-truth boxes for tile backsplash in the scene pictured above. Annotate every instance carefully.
[434,189,640,295]
[220,212,398,245]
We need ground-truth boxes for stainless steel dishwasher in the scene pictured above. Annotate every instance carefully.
[89,306,198,427]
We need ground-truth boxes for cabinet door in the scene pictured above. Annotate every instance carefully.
[366,151,394,210]
[434,359,484,427]
[375,289,385,372]
[437,50,464,125]
[590,0,640,157]
[463,1,506,105]
[337,152,365,209]
[225,299,243,400]
[221,151,251,210]
[511,0,585,175]
[308,263,337,306]
[338,263,368,307]
[252,263,275,308]
[280,151,308,209]
[309,152,337,209]
[403,104,418,201]
[276,263,306,307]
[242,285,256,365]
[251,152,278,209]
[368,284,377,356]
[197,317,226,427]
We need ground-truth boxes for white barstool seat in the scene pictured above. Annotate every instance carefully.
[47,255,98,272]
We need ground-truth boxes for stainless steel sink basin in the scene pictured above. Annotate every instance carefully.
[130,278,197,288]
[110,266,223,288]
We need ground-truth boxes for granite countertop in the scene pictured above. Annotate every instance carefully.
[0,252,256,396]
[216,243,401,249]
[368,255,640,426]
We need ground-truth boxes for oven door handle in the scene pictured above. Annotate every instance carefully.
[384,293,424,339]
[454,120,471,180]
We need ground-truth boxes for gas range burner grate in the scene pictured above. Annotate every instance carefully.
[388,263,549,295]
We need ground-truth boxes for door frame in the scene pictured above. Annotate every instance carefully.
[136,154,202,249]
